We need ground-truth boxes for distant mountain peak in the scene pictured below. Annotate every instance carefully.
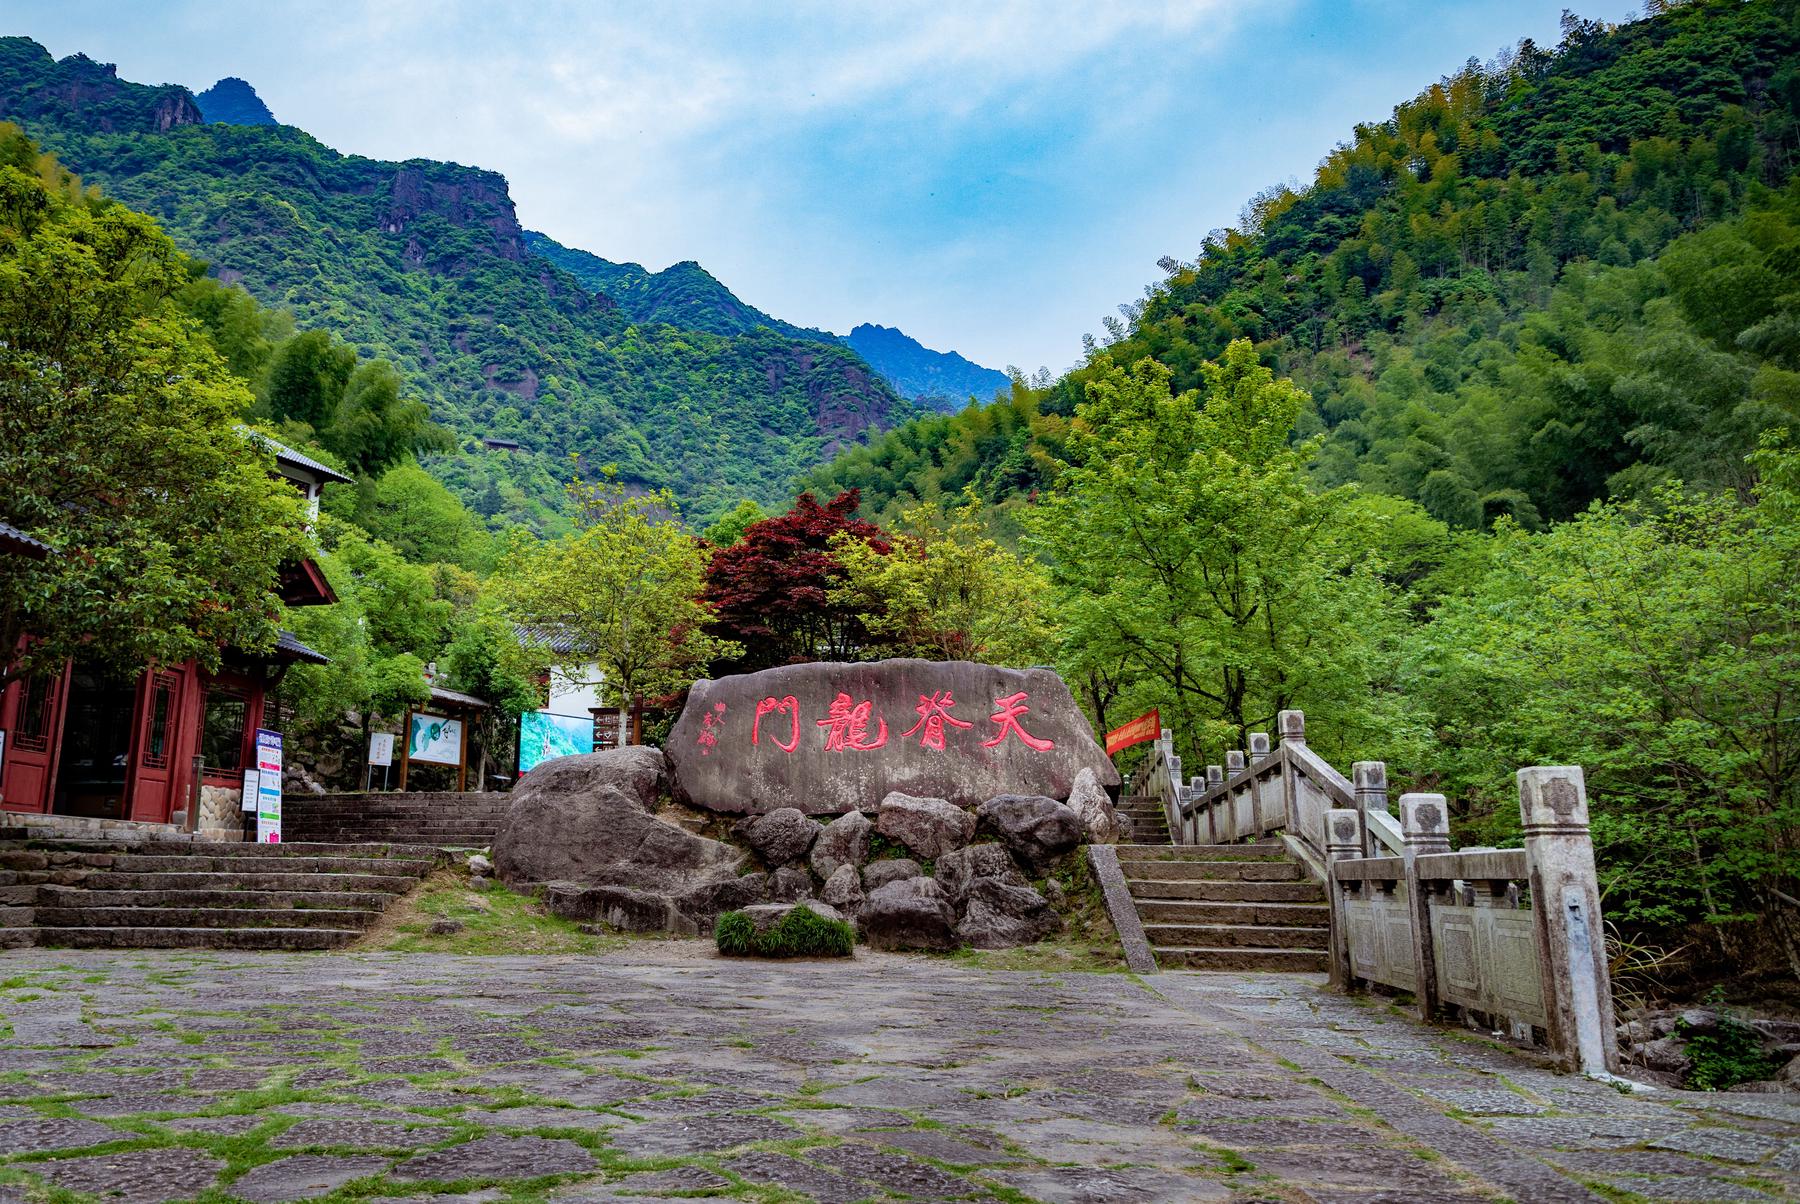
[194,76,276,126]
[841,323,1010,411]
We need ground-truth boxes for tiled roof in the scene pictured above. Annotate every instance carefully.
[238,427,354,484]
[512,623,580,655]
[430,684,490,709]
[0,521,51,559]
[273,629,331,665]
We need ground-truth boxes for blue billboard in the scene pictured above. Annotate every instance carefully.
[518,711,593,774]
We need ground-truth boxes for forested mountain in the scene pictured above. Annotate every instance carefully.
[524,232,1009,412]
[804,0,1800,530]
[841,324,1011,412]
[193,77,276,126]
[0,36,906,527]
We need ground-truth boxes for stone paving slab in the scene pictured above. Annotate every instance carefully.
[0,946,1793,1203]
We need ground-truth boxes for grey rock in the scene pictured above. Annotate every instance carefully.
[466,853,493,877]
[426,919,464,936]
[860,877,957,951]
[810,809,873,880]
[934,843,1025,906]
[822,863,864,911]
[1065,766,1121,845]
[665,659,1120,814]
[545,882,688,934]
[770,864,814,902]
[493,749,747,898]
[737,900,849,937]
[1638,1036,1692,1075]
[739,806,823,866]
[1041,877,1068,909]
[675,873,768,927]
[977,794,1084,872]
[877,792,975,860]
[862,858,922,890]
[956,878,1061,949]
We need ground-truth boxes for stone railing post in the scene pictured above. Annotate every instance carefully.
[1519,767,1618,1075]
[1278,710,1304,832]
[1352,761,1388,858]
[1324,807,1361,990]
[1206,765,1224,840]
[1399,792,1450,1023]
[1248,732,1271,835]
[1225,750,1247,843]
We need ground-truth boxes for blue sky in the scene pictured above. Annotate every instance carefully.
[13,1,1636,374]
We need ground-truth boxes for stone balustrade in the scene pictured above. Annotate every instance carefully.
[1127,713,1617,1075]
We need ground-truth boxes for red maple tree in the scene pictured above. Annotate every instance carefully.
[703,490,890,672]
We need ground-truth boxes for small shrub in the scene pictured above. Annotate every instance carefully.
[714,905,855,958]
[1678,1015,1783,1091]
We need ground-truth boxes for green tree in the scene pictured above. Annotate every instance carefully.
[703,499,766,547]
[1405,434,1800,975]
[1029,345,1402,763]
[498,471,735,703]
[351,463,493,571]
[830,491,1054,667]
[0,144,306,691]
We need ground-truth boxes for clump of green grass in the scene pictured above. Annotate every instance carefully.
[715,906,854,958]
[1679,1014,1784,1091]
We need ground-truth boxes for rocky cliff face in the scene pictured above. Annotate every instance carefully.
[384,163,526,265]
[0,38,202,134]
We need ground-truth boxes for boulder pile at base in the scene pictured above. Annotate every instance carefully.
[491,745,1121,950]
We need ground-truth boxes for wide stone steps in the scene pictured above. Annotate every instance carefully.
[1118,794,1171,845]
[278,792,510,848]
[0,837,441,950]
[24,926,362,950]
[33,906,378,930]
[1121,841,1329,974]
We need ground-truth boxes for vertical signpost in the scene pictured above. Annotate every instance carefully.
[367,731,394,791]
[254,728,283,843]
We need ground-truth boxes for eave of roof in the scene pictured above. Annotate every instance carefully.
[0,521,51,559]
[238,426,354,485]
[429,684,490,709]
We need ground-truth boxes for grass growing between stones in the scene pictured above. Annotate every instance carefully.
[356,870,627,955]
[715,907,855,958]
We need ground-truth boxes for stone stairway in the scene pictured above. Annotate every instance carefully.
[1117,843,1329,971]
[1117,793,1171,844]
[278,792,509,848]
[0,837,444,950]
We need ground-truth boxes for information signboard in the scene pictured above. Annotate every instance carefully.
[407,712,463,766]
[240,768,258,813]
[253,729,283,842]
[369,732,394,767]
[518,711,593,774]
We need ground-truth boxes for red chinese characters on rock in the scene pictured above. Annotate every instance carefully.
[746,687,1055,755]
[816,692,889,751]
[696,701,728,756]
[752,695,800,753]
[982,691,1056,752]
[899,690,973,751]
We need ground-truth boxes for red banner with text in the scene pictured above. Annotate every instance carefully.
[1105,709,1160,757]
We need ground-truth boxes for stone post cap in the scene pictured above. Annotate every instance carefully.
[1248,732,1271,757]
[1398,792,1450,838]
[1206,765,1223,785]
[1324,808,1361,856]
[1517,766,1588,830]
[1352,761,1388,791]
[1225,750,1246,771]
[1190,775,1206,792]
[1278,710,1306,743]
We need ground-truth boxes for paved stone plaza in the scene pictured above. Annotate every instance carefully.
[0,947,1793,1203]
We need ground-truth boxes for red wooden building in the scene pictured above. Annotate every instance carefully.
[0,439,345,830]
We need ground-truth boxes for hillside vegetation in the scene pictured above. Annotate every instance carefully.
[0,36,906,528]
[804,0,1800,530]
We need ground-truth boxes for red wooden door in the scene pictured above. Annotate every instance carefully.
[125,670,184,823]
[0,661,70,814]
